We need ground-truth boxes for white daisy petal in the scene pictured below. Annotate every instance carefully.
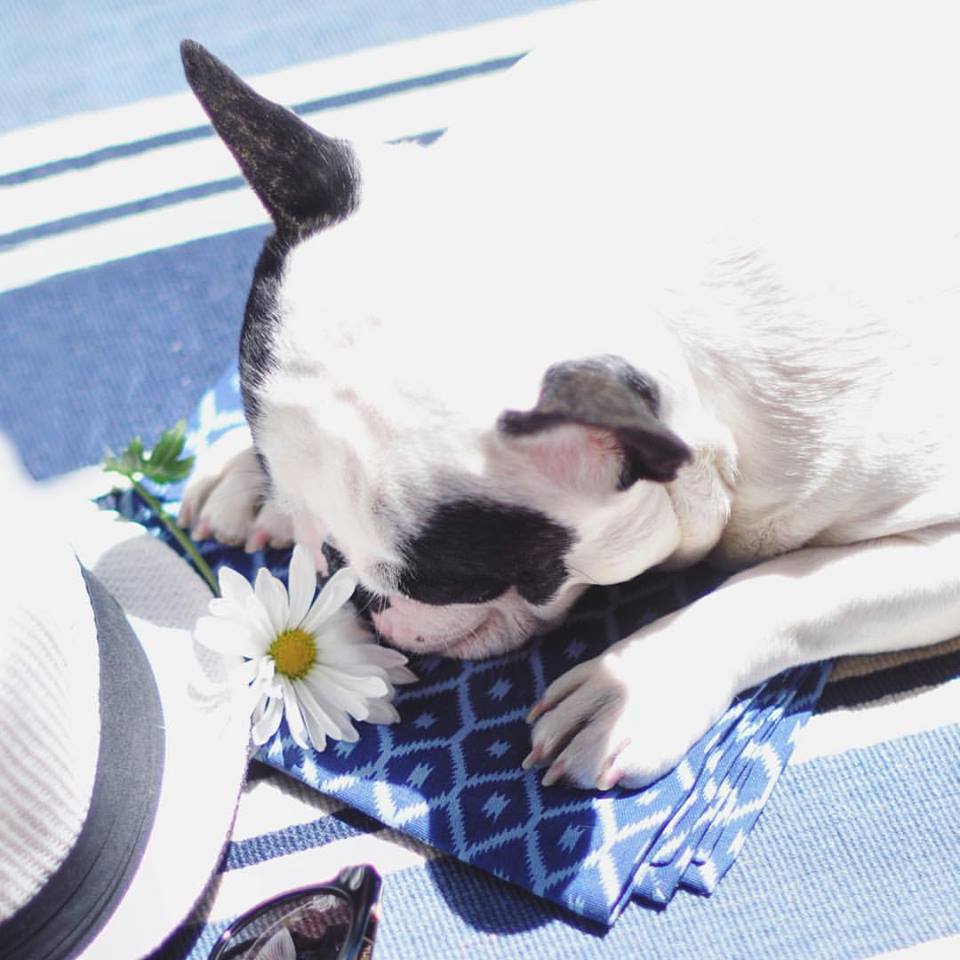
[258,658,282,700]
[280,677,310,750]
[312,664,389,709]
[238,680,269,728]
[287,544,319,628]
[313,607,373,645]
[312,708,359,744]
[387,664,419,685]
[299,712,328,753]
[317,647,389,684]
[364,698,401,725]
[218,565,254,604]
[302,669,370,724]
[335,670,390,698]
[243,590,278,644]
[296,678,354,743]
[325,641,419,685]
[300,567,358,634]
[303,672,364,729]
[251,695,283,745]
[315,657,391,685]
[248,656,276,697]
[359,644,410,668]
[252,696,268,723]
[194,615,265,659]
[208,596,247,620]
[229,658,262,686]
[255,567,289,635]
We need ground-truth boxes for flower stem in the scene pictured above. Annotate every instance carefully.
[130,478,219,595]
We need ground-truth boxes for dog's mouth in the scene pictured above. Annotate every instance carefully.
[367,593,541,660]
[351,578,500,655]
[415,608,499,658]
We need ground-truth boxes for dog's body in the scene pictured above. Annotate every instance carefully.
[181,2,960,790]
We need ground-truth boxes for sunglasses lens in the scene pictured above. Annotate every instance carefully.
[219,891,353,959]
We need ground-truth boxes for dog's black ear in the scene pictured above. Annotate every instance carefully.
[498,356,692,486]
[180,40,358,237]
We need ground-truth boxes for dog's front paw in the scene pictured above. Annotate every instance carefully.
[524,637,735,791]
[178,428,293,551]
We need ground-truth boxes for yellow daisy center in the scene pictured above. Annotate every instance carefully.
[268,628,317,680]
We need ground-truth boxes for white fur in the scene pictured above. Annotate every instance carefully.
[183,1,960,789]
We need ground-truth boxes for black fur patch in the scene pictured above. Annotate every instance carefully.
[239,233,287,425]
[181,41,360,238]
[182,42,364,427]
[397,500,574,606]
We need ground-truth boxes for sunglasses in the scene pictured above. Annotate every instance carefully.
[208,864,381,960]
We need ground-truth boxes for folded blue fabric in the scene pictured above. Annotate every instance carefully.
[112,366,831,925]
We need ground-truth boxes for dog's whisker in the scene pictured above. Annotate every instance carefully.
[566,564,600,586]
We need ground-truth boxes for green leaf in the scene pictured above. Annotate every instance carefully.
[103,420,195,485]
[103,435,145,478]
[145,419,195,484]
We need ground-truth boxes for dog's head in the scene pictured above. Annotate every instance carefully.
[182,42,693,657]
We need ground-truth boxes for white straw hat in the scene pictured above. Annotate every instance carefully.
[0,438,251,960]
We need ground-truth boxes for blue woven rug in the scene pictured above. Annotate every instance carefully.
[105,364,831,925]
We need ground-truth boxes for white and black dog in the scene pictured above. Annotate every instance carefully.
[179,2,960,791]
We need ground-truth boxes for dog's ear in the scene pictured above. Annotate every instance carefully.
[180,40,358,237]
[498,356,692,487]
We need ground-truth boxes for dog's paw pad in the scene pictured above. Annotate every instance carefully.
[177,429,282,547]
[244,502,294,553]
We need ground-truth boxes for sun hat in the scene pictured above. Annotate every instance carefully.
[0,436,252,960]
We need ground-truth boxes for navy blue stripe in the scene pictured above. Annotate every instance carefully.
[221,808,385,872]
[818,647,960,712]
[1,125,216,187]
[0,177,245,249]
[0,129,445,249]
[390,128,446,147]
[0,55,521,187]
[0,227,267,480]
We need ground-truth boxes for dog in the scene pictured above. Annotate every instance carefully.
[178,1,960,792]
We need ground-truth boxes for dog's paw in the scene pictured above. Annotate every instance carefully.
[178,428,293,551]
[524,637,735,791]
[241,498,295,552]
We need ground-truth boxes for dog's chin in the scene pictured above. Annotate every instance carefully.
[372,598,542,660]
[436,607,536,659]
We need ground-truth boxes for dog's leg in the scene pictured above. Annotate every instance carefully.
[178,426,293,551]
[527,524,960,790]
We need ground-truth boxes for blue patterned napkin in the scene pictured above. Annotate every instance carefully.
[108,366,831,925]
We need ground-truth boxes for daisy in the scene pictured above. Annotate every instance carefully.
[195,545,416,751]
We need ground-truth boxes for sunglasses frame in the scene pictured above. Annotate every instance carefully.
[207,863,382,960]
